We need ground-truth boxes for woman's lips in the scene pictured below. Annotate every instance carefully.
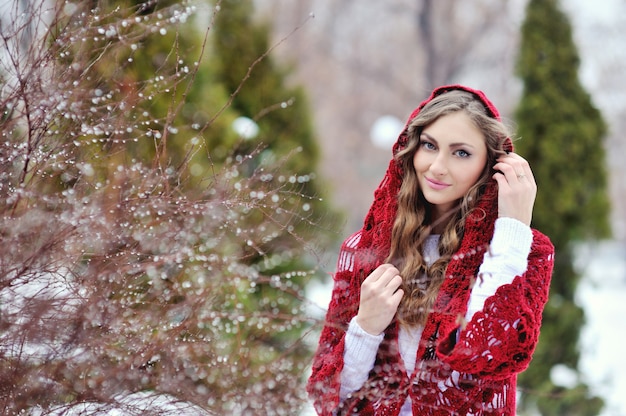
[425,177,450,191]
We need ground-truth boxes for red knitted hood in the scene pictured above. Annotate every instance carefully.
[356,84,510,270]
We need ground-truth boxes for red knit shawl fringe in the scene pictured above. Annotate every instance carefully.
[307,85,555,416]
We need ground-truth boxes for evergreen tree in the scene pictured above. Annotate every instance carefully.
[514,0,610,414]
[211,0,331,226]
[60,0,241,187]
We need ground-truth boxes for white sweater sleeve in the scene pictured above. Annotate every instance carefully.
[466,217,533,321]
[339,317,384,399]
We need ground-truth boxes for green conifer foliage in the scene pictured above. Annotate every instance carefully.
[212,0,322,179]
[514,0,610,414]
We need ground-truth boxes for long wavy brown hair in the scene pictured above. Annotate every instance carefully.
[388,90,512,327]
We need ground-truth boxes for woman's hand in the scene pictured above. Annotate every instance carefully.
[356,263,404,336]
[492,152,537,226]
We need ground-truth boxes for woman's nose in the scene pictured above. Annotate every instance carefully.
[429,153,448,176]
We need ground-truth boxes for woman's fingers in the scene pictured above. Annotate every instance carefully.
[493,152,537,226]
[366,263,394,282]
[364,264,402,295]
[494,153,535,185]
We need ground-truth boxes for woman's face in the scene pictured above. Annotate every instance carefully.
[413,111,487,221]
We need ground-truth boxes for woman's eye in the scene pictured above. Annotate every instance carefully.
[421,141,436,150]
[455,149,471,158]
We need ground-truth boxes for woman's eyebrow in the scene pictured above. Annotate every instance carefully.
[450,142,477,149]
[420,132,436,142]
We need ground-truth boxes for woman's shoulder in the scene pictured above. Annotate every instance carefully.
[341,231,362,251]
[335,231,362,275]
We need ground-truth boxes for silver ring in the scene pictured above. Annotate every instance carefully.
[517,174,526,179]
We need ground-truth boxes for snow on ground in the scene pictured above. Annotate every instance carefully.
[576,241,626,416]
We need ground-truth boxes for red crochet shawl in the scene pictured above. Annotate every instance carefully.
[307,85,555,415]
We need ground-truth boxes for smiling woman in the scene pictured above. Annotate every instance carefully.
[307,85,554,415]
[413,111,488,223]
